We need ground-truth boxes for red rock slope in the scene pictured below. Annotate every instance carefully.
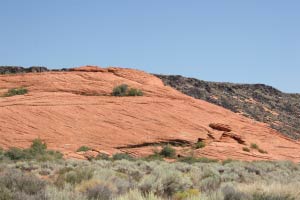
[0,66,300,161]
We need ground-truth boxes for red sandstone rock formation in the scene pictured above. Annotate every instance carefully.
[0,66,300,161]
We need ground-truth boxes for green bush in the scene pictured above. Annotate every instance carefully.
[127,88,143,96]
[4,147,28,160]
[35,150,63,162]
[3,139,63,161]
[95,153,110,160]
[195,141,205,149]
[112,153,135,161]
[4,88,28,97]
[251,143,259,149]
[112,84,129,96]
[76,146,91,152]
[55,167,94,187]
[159,145,176,158]
[31,138,47,152]
[112,84,143,97]
[243,147,250,152]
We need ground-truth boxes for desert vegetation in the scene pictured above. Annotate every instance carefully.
[112,84,143,96]
[0,156,299,200]
[2,87,28,97]
[77,146,92,152]
[1,138,62,162]
[0,141,300,199]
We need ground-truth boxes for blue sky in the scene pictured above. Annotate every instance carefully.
[1,1,299,93]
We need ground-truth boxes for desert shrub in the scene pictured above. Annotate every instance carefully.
[222,159,235,165]
[252,193,295,200]
[15,161,39,172]
[0,185,13,200]
[196,157,218,163]
[112,84,129,96]
[30,138,47,153]
[112,84,143,97]
[143,152,164,161]
[3,139,62,162]
[195,141,205,149]
[174,162,192,173]
[258,149,268,154]
[0,169,46,199]
[77,146,91,152]
[40,150,63,161]
[4,147,28,160]
[95,153,110,160]
[115,189,163,200]
[112,153,135,161]
[222,185,249,200]
[139,165,192,198]
[243,147,250,152]
[65,169,94,185]
[200,175,221,192]
[55,167,94,187]
[177,156,199,164]
[85,182,115,200]
[251,143,259,149]
[39,169,51,176]
[177,156,218,164]
[159,145,176,158]
[0,148,4,161]
[127,88,143,96]
[46,184,88,200]
[4,88,28,97]
[174,189,200,200]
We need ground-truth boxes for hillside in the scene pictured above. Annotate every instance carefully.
[156,75,300,139]
[1,66,300,161]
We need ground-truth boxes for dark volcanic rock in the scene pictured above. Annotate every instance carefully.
[0,66,49,74]
[155,74,300,139]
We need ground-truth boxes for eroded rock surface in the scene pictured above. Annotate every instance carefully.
[1,66,300,161]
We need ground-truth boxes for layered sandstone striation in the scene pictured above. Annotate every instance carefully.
[1,66,300,161]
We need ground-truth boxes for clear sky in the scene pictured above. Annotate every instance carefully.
[1,1,299,93]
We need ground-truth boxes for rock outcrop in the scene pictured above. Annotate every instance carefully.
[0,66,49,74]
[209,123,232,132]
[1,66,300,161]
